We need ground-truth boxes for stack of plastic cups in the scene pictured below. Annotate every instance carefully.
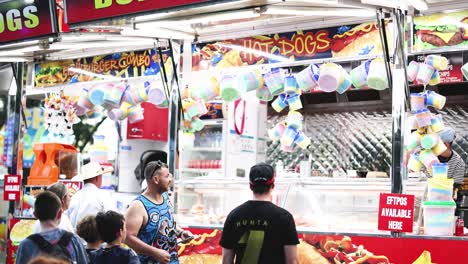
[432,163,448,179]
[263,68,285,96]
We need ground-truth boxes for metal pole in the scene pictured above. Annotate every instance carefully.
[376,9,393,90]
[8,62,23,177]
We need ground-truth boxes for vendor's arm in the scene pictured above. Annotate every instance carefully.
[222,248,235,264]
[125,200,171,264]
[284,245,298,264]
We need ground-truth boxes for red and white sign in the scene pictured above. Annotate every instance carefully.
[59,180,83,194]
[378,193,415,233]
[3,175,21,201]
[64,0,214,25]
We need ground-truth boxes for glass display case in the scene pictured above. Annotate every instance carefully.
[174,177,426,234]
[178,119,227,179]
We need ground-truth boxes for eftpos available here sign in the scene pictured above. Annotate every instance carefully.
[0,0,58,45]
[3,174,21,201]
[378,193,415,233]
[64,0,214,25]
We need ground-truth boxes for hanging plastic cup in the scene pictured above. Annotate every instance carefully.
[367,58,388,90]
[237,70,263,93]
[263,68,285,96]
[419,150,439,171]
[431,114,445,133]
[415,109,432,128]
[350,60,371,89]
[220,74,240,102]
[284,75,299,94]
[271,93,289,113]
[407,61,420,82]
[336,68,352,94]
[88,84,108,106]
[78,88,94,110]
[410,93,426,112]
[286,94,302,111]
[462,62,468,80]
[191,76,219,101]
[281,126,298,147]
[268,122,286,141]
[432,139,448,156]
[295,64,320,92]
[294,131,311,149]
[319,63,343,92]
[416,63,435,85]
[103,83,125,108]
[407,153,423,172]
[425,55,449,71]
[286,110,303,129]
[148,85,167,106]
[425,90,446,110]
[127,105,144,124]
[421,133,440,150]
[406,131,422,151]
[256,84,273,102]
[191,118,205,132]
[429,70,441,86]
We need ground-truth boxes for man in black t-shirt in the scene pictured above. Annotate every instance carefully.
[220,163,299,264]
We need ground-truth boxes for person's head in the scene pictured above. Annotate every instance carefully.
[34,191,62,224]
[57,153,78,179]
[438,127,456,149]
[76,215,101,246]
[81,162,113,188]
[27,256,70,264]
[144,161,172,193]
[249,163,275,195]
[95,211,126,244]
[46,182,71,211]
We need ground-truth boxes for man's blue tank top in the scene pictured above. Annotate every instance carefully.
[135,193,179,264]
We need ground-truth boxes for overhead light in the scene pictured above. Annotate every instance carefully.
[409,0,428,11]
[360,0,398,8]
[265,6,375,17]
[136,9,260,25]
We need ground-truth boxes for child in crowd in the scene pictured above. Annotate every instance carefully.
[90,211,140,264]
[76,215,102,257]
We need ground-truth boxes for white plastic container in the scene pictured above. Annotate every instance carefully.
[423,201,456,236]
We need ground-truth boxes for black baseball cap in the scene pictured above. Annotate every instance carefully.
[249,163,275,186]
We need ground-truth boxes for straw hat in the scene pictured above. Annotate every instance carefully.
[80,162,114,181]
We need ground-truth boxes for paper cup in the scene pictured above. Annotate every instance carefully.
[281,126,298,147]
[432,163,448,179]
[407,153,423,172]
[286,110,303,129]
[319,63,343,92]
[268,122,286,141]
[220,75,240,102]
[416,63,435,85]
[287,94,302,111]
[271,93,288,113]
[263,68,285,95]
[238,70,263,93]
[407,61,420,82]
[415,109,432,128]
[406,131,422,151]
[425,55,449,71]
[367,58,388,90]
[295,131,311,149]
[336,68,352,94]
[431,114,445,133]
[425,90,446,110]
[295,64,319,92]
[350,60,371,88]
[432,139,448,156]
[127,106,144,124]
[429,70,441,86]
[421,133,440,150]
[284,75,299,94]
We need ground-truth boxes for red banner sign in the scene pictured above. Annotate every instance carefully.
[0,0,58,45]
[3,175,21,201]
[378,193,415,233]
[64,0,213,25]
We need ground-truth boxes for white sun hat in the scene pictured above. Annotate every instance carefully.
[79,162,114,181]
